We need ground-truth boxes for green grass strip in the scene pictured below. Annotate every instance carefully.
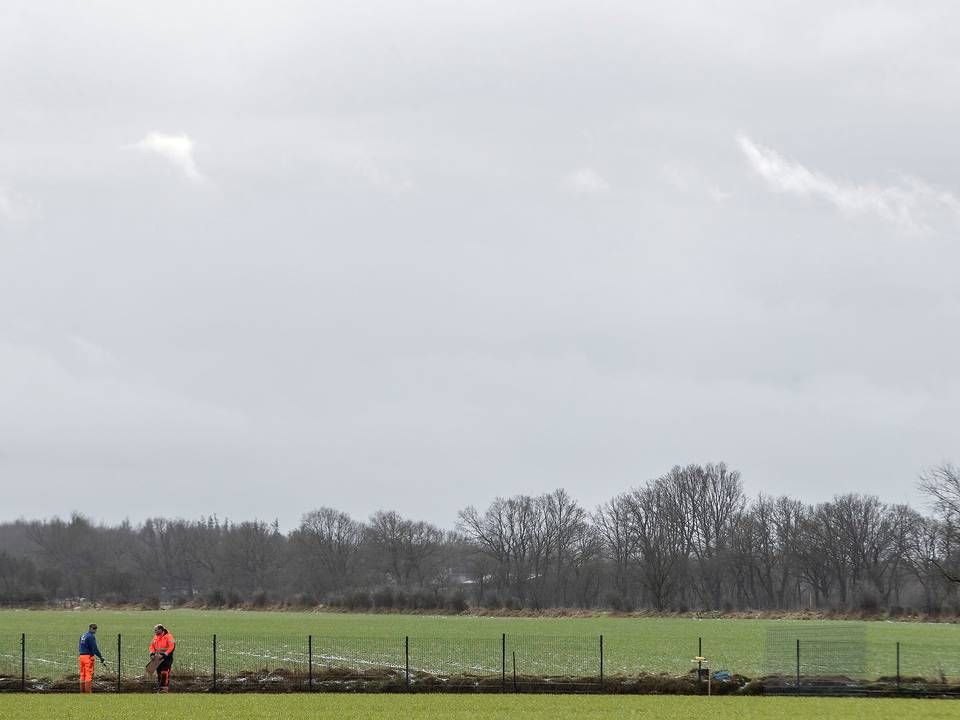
[3,695,960,720]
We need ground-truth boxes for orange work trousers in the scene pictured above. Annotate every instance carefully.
[79,655,95,692]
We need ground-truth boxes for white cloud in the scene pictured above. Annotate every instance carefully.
[662,163,734,204]
[563,168,609,194]
[0,186,31,223]
[0,190,13,221]
[738,135,960,232]
[132,132,204,183]
[709,187,734,205]
[355,158,416,193]
[70,335,121,373]
[320,141,416,193]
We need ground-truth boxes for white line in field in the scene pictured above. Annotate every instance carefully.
[217,648,497,675]
[4,647,559,679]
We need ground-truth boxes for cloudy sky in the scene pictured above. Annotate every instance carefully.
[2,1,959,528]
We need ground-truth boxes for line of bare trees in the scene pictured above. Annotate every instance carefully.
[1,462,958,614]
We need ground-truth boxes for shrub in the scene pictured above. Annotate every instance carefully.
[857,591,879,613]
[324,592,345,608]
[410,589,434,610]
[285,592,316,609]
[251,590,269,609]
[346,590,372,610]
[138,595,161,610]
[372,587,394,610]
[482,593,502,610]
[446,590,468,613]
[604,592,631,612]
[0,590,46,606]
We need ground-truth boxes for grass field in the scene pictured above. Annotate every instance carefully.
[3,695,960,720]
[2,610,960,682]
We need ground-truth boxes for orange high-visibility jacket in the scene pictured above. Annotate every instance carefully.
[149,631,176,656]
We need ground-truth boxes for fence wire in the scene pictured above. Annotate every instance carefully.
[25,633,77,689]
[2,630,960,694]
[764,624,867,683]
[215,634,308,690]
[898,642,960,685]
[0,636,19,683]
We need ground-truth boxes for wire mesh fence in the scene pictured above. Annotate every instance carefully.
[760,626,960,696]
[897,642,960,686]
[1,630,959,695]
[507,635,600,691]
[409,636,500,691]
[765,624,868,683]
[25,633,78,689]
[216,633,309,689]
[0,635,20,689]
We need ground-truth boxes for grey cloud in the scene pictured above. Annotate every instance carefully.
[0,185,33,224]
[562,168,609,194]
[0,189,13,221]
[2,1,959,528]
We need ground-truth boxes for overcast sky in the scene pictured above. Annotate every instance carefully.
[2,1,959,529]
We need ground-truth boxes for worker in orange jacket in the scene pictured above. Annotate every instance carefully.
[149,624,176,692]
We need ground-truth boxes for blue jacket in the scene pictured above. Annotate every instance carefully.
[78,631,103,660]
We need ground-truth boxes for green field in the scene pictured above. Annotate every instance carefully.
[2,610,960,682]
[2,695,960,720]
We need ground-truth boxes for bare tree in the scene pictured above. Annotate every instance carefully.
[367,510,444,588]
[27,514,103,600]
[918,463,960,584]
[904,513,954,609]
[626,478,690,611]
[458,500,511,599]
[134,519,201,596]
[291,508,365,595]
[7,460,960,612]
[920,464,960,519]
[593,493,636,605]
[222,520,283,594]
[794,505,836,608]
[685,463,745,608]
[735,495,805,610]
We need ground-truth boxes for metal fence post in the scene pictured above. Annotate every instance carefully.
[896,641,900,691]
[308,635,313,691]
[501,634,506,691]
[117,633,122,693]
[795,639,800,692]
[20,633,25,691]
[212,634,218,692]
[512,651,517,692]
[599,635,604,691]
[404,636,410,691]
